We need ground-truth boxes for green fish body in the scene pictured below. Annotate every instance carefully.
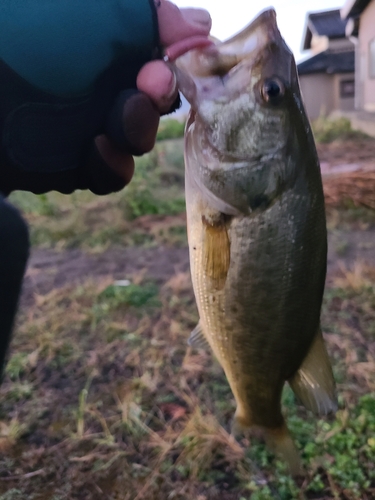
[175,8,337,474]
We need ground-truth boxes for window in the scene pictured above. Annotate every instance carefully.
[340,79,355,98]
[370,38,375,79]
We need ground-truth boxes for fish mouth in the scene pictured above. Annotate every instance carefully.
[173,8,288,106]
[205,8,279,75]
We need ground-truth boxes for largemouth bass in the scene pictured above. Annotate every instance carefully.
[174,9,337,474]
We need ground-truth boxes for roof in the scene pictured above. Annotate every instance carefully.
[341,0,372,19]
[302,9,348,50]
[297,50,355,75]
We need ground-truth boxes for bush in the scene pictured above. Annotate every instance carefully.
[157,119,185,141]
[312,117,369,143]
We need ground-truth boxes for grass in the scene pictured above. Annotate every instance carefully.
[1,261,375,498]
[312,117,371,144]
[326,205,375,231]
[1,137,375,498]
[8,139,187,251]
[156,118,185,142]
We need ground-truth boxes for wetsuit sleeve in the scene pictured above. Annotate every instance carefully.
[0,0,159,96]
[0,0,167,196]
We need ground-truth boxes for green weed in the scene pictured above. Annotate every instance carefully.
[98,283,159,309]
[8,141,187,250]
[0,490,23,500]
[157,118,185,141]
[8,192,59,216]
[312,117,370,143]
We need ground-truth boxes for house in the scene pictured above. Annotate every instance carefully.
[297,9,355,120]
[341,0,375,118]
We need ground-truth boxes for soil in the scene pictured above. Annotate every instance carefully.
[21,246,190,307]
[317,137,375,168]
[20,226,375,306]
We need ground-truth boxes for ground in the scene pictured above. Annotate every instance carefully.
[0,134,375,500]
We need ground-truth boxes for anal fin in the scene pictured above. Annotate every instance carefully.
[289,328,337,416]
[188,322,210,350]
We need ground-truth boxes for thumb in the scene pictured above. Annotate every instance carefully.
[156,0,211,47]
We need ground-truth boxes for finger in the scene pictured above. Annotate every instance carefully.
[137,33,215,111]
[137,61,178,114]
[157,1,211,47]
[95,135,135,185]
[106,91,160,155]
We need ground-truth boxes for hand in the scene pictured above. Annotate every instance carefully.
[96,1,212,188]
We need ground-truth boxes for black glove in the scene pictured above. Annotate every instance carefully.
[0,56,180,196]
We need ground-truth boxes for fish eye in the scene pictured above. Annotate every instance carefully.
[261,78,285,105]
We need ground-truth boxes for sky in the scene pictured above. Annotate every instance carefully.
[174,0,346,62]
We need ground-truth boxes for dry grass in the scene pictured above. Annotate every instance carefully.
[1,138,375,499]
[0,259,374,499]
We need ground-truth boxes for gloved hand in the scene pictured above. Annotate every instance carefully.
[99,0,213,192]
[0,0,211,196]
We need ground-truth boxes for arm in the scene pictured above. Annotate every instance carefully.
[0,0,211,195]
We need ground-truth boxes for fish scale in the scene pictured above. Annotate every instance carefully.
[176,8,337,475]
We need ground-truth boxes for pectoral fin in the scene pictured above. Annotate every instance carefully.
[289,328,337,416]
[202,215,230,290]
[188,322,210,350]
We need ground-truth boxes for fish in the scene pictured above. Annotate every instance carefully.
[172,8,337,475]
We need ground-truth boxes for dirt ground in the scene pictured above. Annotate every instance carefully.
[317,137,375,169]
[21,246,190,308]
[20,225,375,309]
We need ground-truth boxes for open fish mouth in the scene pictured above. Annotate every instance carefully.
[173,8,290,108]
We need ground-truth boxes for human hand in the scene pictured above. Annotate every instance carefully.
[96,0,212,189]
[0,0,212,196]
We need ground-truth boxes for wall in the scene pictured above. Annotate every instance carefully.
[299,73,355,120]
[298,74,335,120]
[358,0,375,111]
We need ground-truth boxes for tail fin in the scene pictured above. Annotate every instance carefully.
[232,412,301,476]
[265,424,302,476]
